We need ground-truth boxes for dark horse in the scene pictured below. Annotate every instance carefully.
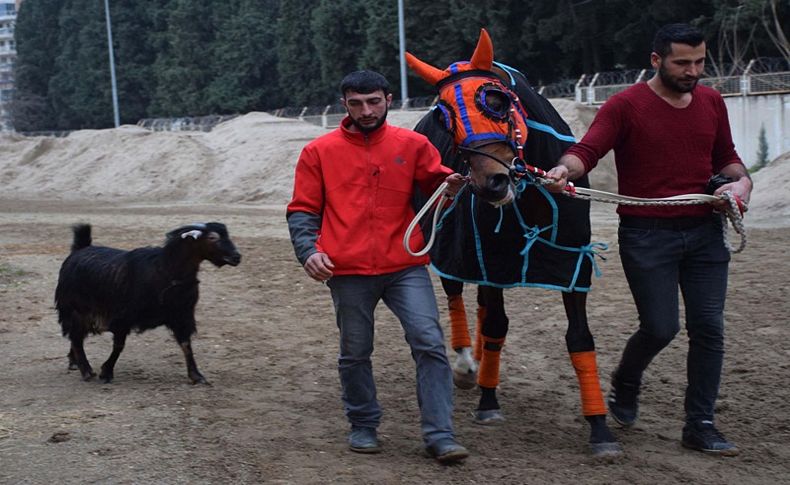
[407,29,620,456]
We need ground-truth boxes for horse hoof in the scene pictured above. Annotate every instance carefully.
[453,369,477,390]
[590,441,623,460]
[452,347,478,390]
[473,409,505,426]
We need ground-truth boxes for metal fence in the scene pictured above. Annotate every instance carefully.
[269,94,440,129]
[137,114,239,132]
[108,58,790,133]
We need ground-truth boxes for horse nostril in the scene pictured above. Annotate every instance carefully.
[488,174,510,194]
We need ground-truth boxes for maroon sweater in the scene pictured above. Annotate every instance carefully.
[566,82,743,218]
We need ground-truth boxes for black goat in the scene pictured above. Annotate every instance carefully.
[55,222,241,384]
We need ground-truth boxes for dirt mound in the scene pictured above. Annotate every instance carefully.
[1,103,782,222]
[550,99,617,192]
[0,113,325,205]
[747,151,790,227]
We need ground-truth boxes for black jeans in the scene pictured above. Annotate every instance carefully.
[615,215,730,423]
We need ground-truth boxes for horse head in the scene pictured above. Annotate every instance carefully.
[407,29,529,206]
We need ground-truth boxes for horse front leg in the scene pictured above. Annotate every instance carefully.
[474,285,507,425]
[441,277,479,389]
[562,290,622,457]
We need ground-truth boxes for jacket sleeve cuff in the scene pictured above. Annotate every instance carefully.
[286,211,322,265]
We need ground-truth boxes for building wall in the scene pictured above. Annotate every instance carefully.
[725,94,790,167]
[0,0,16,131]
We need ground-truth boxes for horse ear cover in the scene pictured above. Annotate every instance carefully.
[405,52,447,86]
[470,28,494,71]
[406,28,495,85]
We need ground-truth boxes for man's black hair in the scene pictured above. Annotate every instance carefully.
[652,23,705,57]
[340,70,390,97]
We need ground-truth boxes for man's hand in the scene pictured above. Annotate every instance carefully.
[544,154,585,193]
[443,173,467,197]
[713,177,752,213]
[304,252,334,282]
[543,165,570,193]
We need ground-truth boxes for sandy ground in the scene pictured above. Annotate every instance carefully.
[0,106,789,484]
[0,199,788,484]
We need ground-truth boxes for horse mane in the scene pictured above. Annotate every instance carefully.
[414,108,466,175]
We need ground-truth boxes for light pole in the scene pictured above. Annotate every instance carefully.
[103,0,120,127]
[397,0,408,108]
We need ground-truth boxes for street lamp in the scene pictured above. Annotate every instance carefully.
[103,0,120,127]
[398,0,408,108]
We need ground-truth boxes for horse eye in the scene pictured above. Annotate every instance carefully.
[478,88,511,119]
[486,91,508,112]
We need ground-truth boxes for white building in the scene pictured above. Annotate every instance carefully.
[0,0,18,131]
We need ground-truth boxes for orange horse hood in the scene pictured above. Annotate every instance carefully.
[406,28,528,151]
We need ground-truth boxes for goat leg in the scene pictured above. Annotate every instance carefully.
[69,338,96,381]
[67,348,78,370]
[179,340,209,385]
[99,331,128,383]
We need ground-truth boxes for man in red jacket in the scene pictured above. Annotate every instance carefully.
[545,24,752,455]
[287,70,468,463]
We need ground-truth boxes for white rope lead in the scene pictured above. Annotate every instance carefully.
[404,182,450,257]
[543,181,747,254]
[405,180,747,258]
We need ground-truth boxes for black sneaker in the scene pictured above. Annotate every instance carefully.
[426,439,469,464]
[682,420,739,456]
[608,377,640,427]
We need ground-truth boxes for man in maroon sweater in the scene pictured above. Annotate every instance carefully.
[546,24,752,455]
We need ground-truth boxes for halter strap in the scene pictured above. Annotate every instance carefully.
[436,70,504,90]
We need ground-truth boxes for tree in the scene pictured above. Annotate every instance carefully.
[207,0,280,113]
[276,0,323,106]
[754,123,769,171]
[110,0,161,125]
[48,0,115,129]
[149,0,217,117]
[12,0,64,130]
[310,0,367,103]
[761,0,789,63]
[360,1,402,97]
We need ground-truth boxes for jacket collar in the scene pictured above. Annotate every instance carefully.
[340,116,389,145]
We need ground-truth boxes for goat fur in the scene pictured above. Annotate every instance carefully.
[55,222,241,384]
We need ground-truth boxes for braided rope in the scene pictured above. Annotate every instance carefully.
[533,178,747,253]
[404,182,450,257]
[721,191,747,253]
[404,178,747,257]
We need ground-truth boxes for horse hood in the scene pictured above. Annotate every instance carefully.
[406,28,529,152]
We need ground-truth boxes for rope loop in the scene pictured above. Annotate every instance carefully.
[403,182,453,257]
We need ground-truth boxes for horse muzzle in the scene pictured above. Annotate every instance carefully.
[470,174,515,207]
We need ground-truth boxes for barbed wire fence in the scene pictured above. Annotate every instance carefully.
[577,57,790,104]
[11,58,789,136]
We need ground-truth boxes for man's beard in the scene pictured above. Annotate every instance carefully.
[658,63,699,93]
[350,107,388,133]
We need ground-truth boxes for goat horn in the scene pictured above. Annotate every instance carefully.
[181,230,203,240]
[405,52,448,86]
[470,28,494,71]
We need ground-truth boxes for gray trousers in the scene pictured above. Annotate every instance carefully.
[327,265,456,446]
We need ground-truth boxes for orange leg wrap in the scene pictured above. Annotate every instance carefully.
[447,295,472,350]
[478,336,505,389]
[473,305,486,362]
[570,351,607,416]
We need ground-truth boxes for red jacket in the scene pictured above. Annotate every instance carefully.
[287,117,452,275]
